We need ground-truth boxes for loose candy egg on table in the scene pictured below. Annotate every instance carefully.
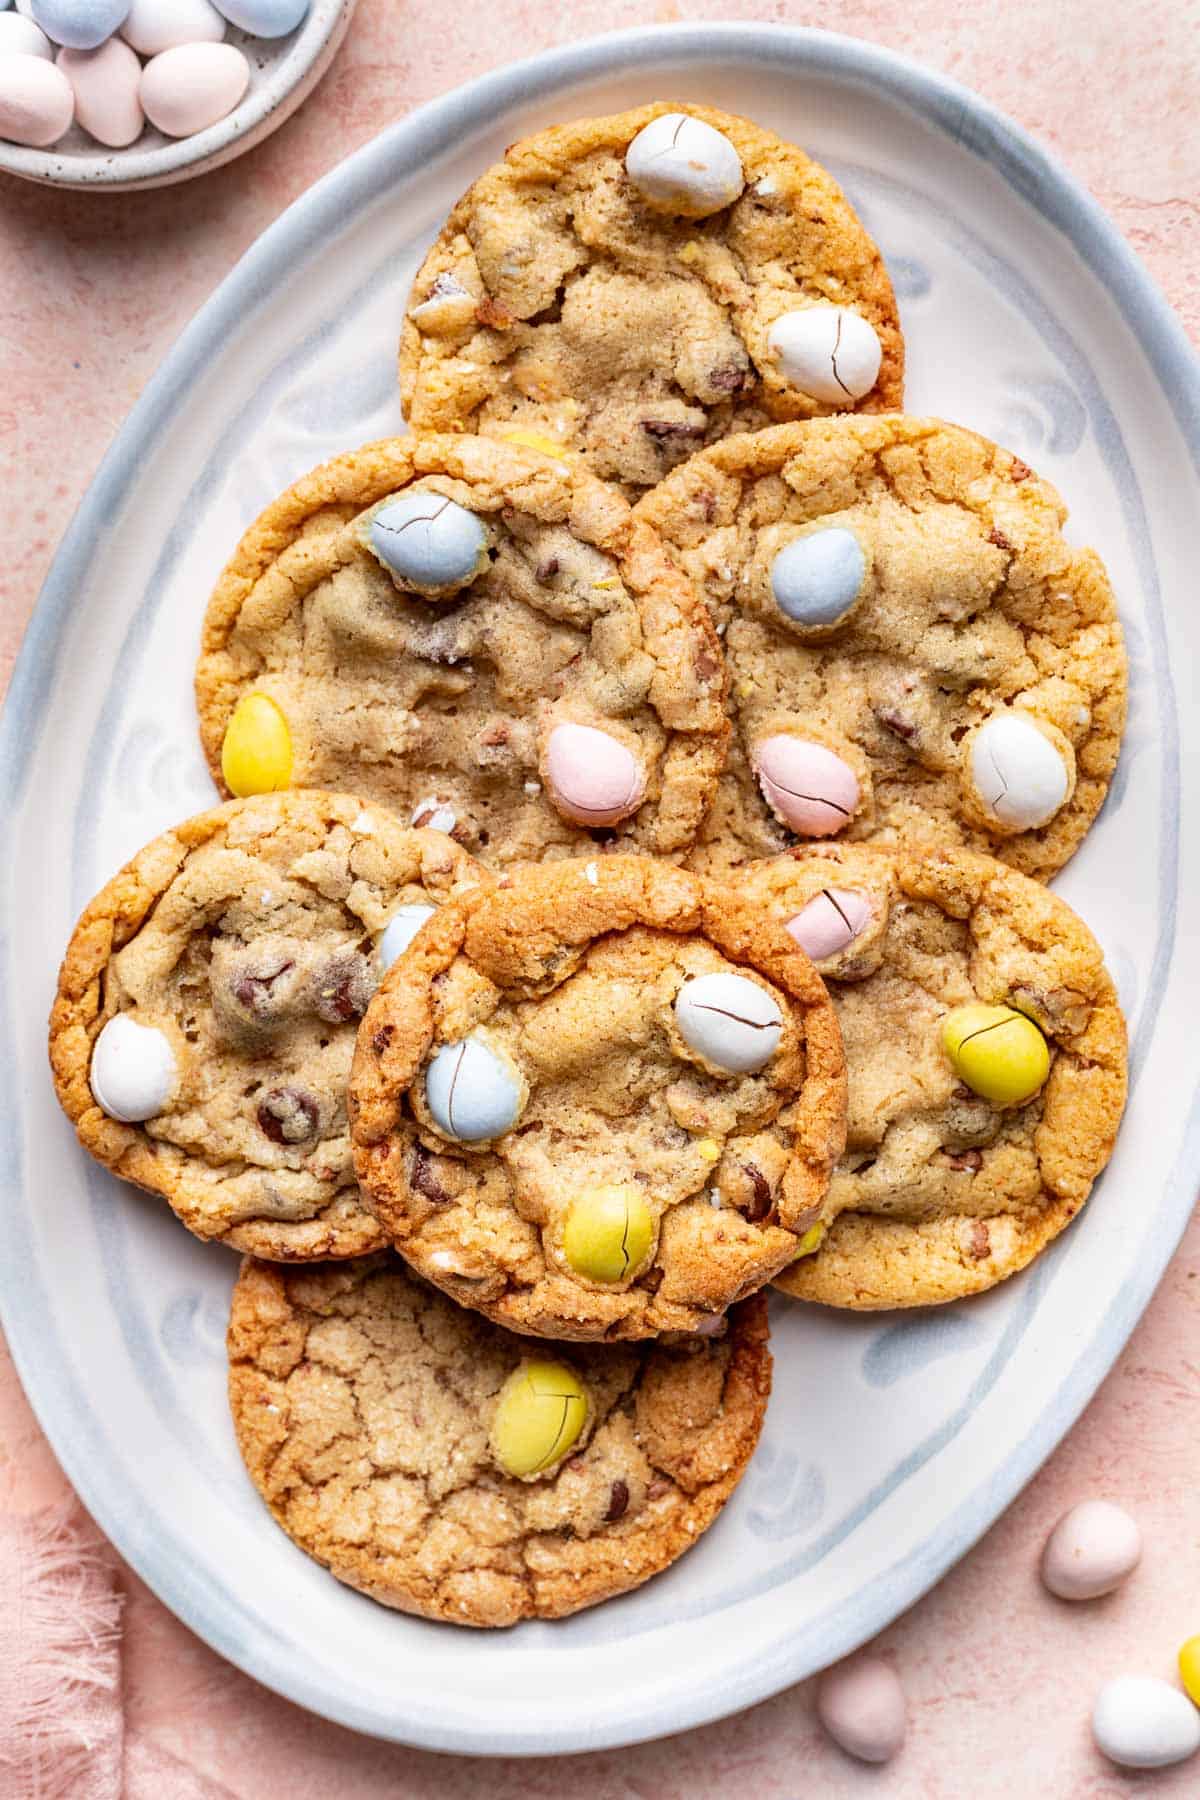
[89,1013,177,1122]
[121,0,225,55]
[0,51,72,143]
[58,34,142,146]
[753,735,860,837]
[29,0,129,50]
[212,0,309,36]
[674,971,783,1074]
[1040,1500,1142,1601]
[624,111,744,217]
[0,12,53,54]
[562,1184,655,1284]
[770,527,867,629]
[941,1002,1050,1107]
[1091,1676,1200,1770]
[543,722,646,827]
[786,887,874,961]
[768,306,883,403]
[425,1035,525,1142]
[490,1359,589,1479]
[366,491,488,593]
[139,40,248,138]
[1179,1637,1200,1706]
[816,1656,907,1764]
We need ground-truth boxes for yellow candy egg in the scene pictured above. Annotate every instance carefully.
[794,1221,826,1258]
[221,693,292,797]
[1179,1636,1200,1706]
[941,1002,1050,1107]
[490,1359,588,1478]
[500,428,569,460]
[562,1183,655,1284]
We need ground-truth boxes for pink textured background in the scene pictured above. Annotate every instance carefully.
[2,2,1198,1793]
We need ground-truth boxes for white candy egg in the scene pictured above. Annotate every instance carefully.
[674,972,783,1074]
[425,1035,525,1142]
[816,1656,907,1765]
[212,0,309,36]
[139,41,248,138]
[59,36,142,147]
[0,12,53,55]
[29,0,128,50]
[1041,1500,1142,1601]
[121,0,224,55]
[368,490,487,592]
[968,712,1070,831]
[378,904,435,972]
[1092,1677,1200,1770]
[89,1014,177,1123]
[625,111,744,218]
[768,306,882,403]
[0,51,71,143]
[411,796,457,835]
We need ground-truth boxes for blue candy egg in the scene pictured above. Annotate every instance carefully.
[30,0,129,47]
[211,0,308,35]
[425,1036,525,1143]
[368,489,488,592]
[770,527,866,628]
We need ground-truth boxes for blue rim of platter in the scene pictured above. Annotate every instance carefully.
[1,23,1198,1758]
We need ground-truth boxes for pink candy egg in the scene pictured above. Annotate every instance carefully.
[786,887,873,960]
[0,52,73,145]
[59,37,143,148]
[754,735,859,837]
[1041,1500,1143,1601]
[543,722,645,827]
[816,1655,907,1764]
[139,40,248,138]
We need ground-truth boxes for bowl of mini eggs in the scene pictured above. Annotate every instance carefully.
[0,0,357,188]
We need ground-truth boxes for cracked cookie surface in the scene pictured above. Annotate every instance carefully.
[634,416,1127,880]
[49,792,486,1258]
[196,434,727,864]
[227,1254,771,1626]
[399,103,903,494]
[349,855,846,1339]
[733,844,1127,1307]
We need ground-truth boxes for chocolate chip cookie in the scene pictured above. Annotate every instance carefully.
[349,853,846,1339]
[399,103,904,493]
[196,434,728,864]
[228,1253,771,1626]
[634,416,1127,880]
[730,843,1127,1307]
[48,792,486,1258]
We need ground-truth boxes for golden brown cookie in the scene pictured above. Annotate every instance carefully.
[48,792,487,1258]
[227,1254,771,1626]
[399,102,903,494]
[349,854,847,1339]
[634,416,1127,881]
[196,434,728,866]
[729,844,1127,1308]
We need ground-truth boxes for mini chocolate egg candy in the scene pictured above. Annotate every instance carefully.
[674,971,783,1074]
[139,40,248,138]
[562,1183,655,1284]
[1178,1638,1200,1707]
[29,0,128,49]
[624,111,744,218]
[366,490,488,594]
[1092,1677,1200,1770]
[377,902,435,971]
[410,796,456,834]
[490,1358,589,1479]
[543,722,646,827]
[89,1014,177,1123]
[59,36,142,147]
[753,735,860,837]
[941,1002,1050,1107]
[425,1034,525,1142]
[121,0,225,55]
[1041,1500,1142,1601]
[767,306,882,404]
[0,12,53,54]
[771,528,866,630]
[786,887,873,962]
[967,711,1072,832]
[0,50,71,142]
[816,1656,907,1765]
[212,0,308,33]
[220,692,292,797]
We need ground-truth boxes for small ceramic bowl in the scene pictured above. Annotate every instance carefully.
[0,0,357,190]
